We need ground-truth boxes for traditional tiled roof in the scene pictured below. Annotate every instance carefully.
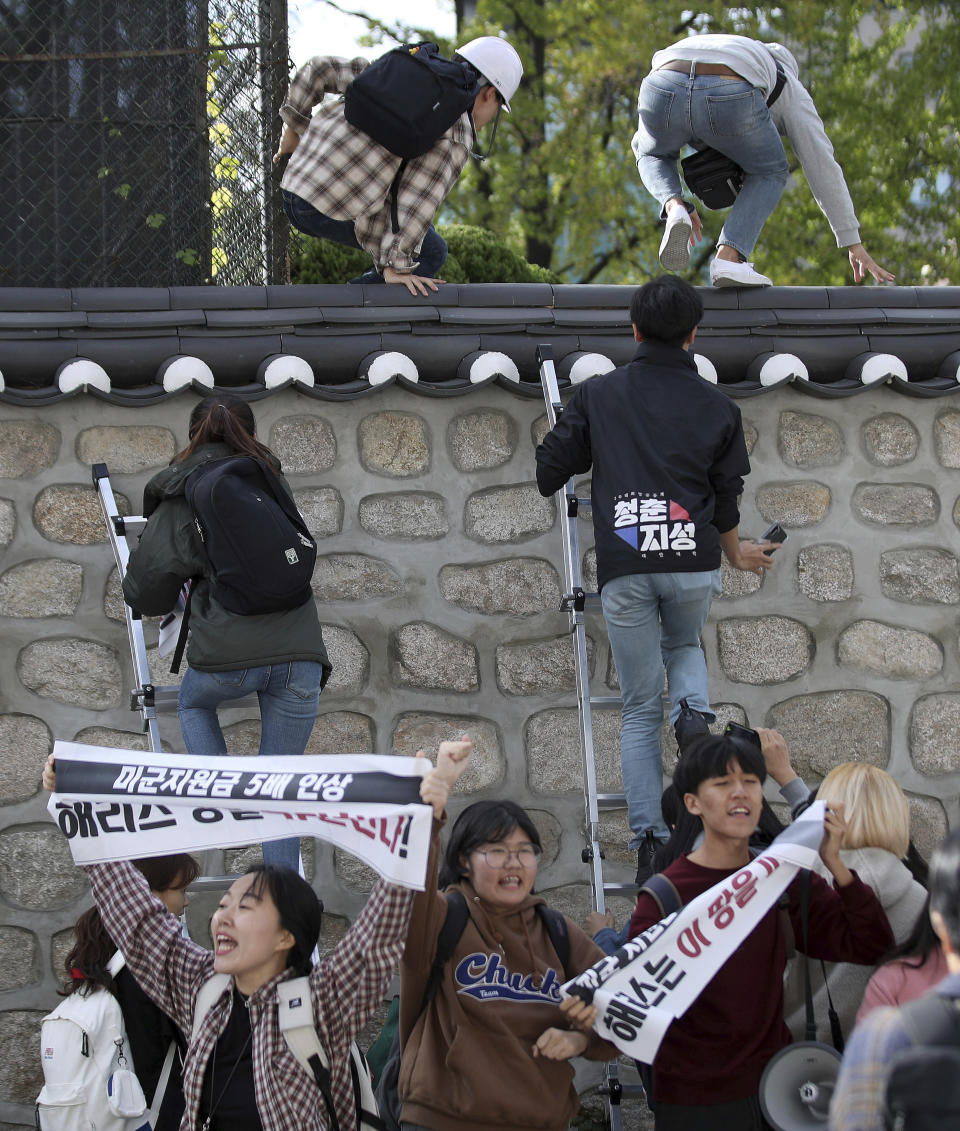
[0,283,958,405]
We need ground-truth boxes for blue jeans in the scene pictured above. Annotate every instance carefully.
[281,189,448,279]
[178,660,323,872]
[631,70,789,259]
[601,570,720,850]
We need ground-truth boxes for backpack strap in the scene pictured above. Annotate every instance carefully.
[278,975,386,1131]
[191,972,232,1040]
[639,874,683,921]
[169,580,194,676]
[348,1042,386,1131]
[277,976,341,1131]
[388,160,408,236]
[535,905,571,977]
[146,1039,179,1127]
[767,60,786,107]
[416,890,471,1012]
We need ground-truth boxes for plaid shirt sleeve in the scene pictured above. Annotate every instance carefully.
[311,877,415,1048]
[84,860,214,1036]
[280,55,369,134]
[353,115,472,273]
[829,1006,913,1129]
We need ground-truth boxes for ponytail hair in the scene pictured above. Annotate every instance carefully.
[172,393,277,467]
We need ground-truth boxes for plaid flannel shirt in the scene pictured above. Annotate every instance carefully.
[279,55,473,273]
[86,860,414,1131]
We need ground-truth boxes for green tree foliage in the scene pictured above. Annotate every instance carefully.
[289,222,557,283]
[330,1,958,285]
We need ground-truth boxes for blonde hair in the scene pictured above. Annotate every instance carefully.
[816,763,910,858]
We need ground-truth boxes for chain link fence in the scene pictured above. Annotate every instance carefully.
[0,0,289,287]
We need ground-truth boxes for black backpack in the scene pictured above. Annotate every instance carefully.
[169,455,316,672]
[374,890,570,1131]
[184,455,316,615]
[344,43,482,160]
[884,993,960,1130]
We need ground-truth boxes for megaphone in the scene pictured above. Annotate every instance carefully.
[759,1042,843,1131]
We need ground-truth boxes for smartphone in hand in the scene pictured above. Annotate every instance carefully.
[758,522,787,553]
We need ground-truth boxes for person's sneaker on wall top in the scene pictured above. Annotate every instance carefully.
[710,257,772,287]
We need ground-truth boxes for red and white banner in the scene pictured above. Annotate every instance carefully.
[47,742,433,889]
[562,802,827,1063]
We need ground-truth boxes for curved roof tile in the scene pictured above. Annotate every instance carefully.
[0,283,956,405]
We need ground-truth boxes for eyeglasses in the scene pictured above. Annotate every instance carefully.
[474,843,542,868]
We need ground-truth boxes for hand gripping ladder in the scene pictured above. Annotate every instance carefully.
[536,346,647,1128]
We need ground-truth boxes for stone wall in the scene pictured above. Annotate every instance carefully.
[1,386,958,1123]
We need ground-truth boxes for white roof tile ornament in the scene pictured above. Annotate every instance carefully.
[158,355,215,392]
[56,357,110,393]
[693,353,718,384]
[361,351,419,385]
[258,354,315,388]
[561,352,615,385]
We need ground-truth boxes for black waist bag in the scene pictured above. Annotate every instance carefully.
[184,455,316,615]
[344,42,480,159]
[680,147,745,210]
[680,60,786,210]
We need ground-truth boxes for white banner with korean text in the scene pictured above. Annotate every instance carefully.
[561,802,827,1063]
[47,742,433,889]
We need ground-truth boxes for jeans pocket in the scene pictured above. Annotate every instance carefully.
[285,660,323,700]
[212,669,248,689]
[672,571,718,605]
[705,85,766,137]
[638,78,676,134]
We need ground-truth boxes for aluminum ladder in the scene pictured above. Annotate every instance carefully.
[536,346,648,1129]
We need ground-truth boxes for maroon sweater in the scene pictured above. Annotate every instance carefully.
[628,856,894,1106]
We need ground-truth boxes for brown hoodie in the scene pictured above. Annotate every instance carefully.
[398,830,615,1131]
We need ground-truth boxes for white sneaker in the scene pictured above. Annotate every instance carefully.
[710,258,772,287]
[658,207,693,271]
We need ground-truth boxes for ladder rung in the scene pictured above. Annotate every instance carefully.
[122,516,147,535]
[597,793,626,808]
[603,881,640,895]
[189,875,241,892]
[601,1083,647,1098]
[145,686,258,715]
[590,695,623,708]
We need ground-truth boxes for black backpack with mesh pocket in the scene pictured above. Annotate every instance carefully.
[184,455,316,616]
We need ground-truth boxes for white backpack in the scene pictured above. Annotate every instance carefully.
[37,952,149,1131]
[193,973,382,1131]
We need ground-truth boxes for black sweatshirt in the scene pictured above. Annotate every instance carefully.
[535,342,750,592]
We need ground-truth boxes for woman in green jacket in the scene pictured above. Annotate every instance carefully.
[122,393,330,870]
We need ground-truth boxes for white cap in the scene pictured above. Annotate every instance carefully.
[456,36,523,111]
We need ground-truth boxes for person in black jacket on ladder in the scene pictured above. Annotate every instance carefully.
[535,275,775,886]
